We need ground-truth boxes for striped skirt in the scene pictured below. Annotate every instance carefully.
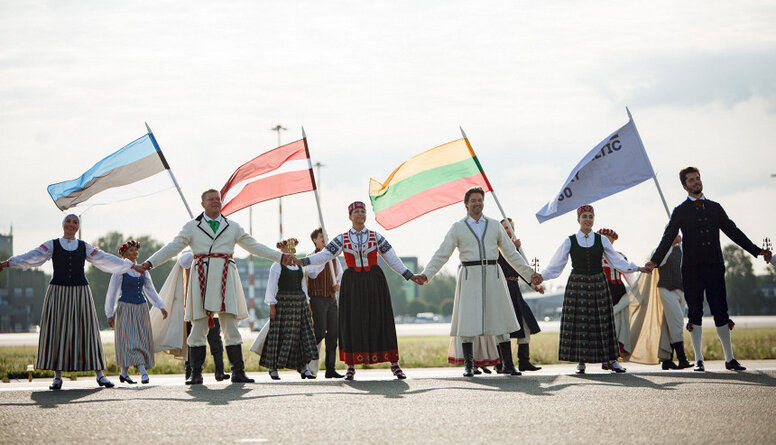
[114,301,155,368]
[558,273,619,363]
[36,285,106,371]
[260,291,318,370]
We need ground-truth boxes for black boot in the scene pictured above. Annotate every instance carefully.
[212,348,230,381]
[495,344,505,374]
[497,341,521,376]
[517,343,541,371]
[226,345,254,383]
[185,359,192,380]
[673,342,693,369]
[186,346,206,385]
[462,342,474,377]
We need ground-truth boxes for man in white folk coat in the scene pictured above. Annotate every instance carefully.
[139,189,296,384]
[415,187,539,376]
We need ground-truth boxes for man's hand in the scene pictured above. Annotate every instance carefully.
[269,305,277,321]
[644,261,657,273]
[533,285,545,295]
[332,284,340,293]
[638,266,652,274]
[132,263,148,274]
[0,260,9,272]
[161,309,168,320]
[531,273,543,286]
[512,239,522,250]
[411,274,428,285]
[107,317,114,328]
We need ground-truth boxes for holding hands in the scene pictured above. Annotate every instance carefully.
[530,273,543,287]
[0,260,8,272]
[761,249,772,264]
[411,274,428,285]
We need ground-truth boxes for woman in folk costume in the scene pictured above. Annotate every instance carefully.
[448,336,500,373]
[0,214,139,390]
[260,238,318,380]
[299,201,417,381]
[105,240,168,384]
[533,205,648,374]
[597,228,635,358]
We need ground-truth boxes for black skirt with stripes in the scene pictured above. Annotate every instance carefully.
[558,273,619,363]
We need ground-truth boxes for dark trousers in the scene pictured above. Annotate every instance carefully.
[682,263,729,327]
[310,295,338,371]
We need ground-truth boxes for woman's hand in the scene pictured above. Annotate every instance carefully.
[269,305,277,321]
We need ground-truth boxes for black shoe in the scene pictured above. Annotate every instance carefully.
[119,374,137,384]
[185,362,191,380]
[268,370,280,380]
[96,376,115,388]
[480,366,492,374]
[49,378,62,390]
[517,343,542,371]
[662,360,679,370]
[575,363,585,374]
[694,360,705,372]
[344,368,355,380]
[225,344,254,383]
[186,346,206,385]
[497,341,521,376]
[214,371,230,382]
[141,374,149,384]
[462,342,474,377]
[391,365,407,380]
[472,367,482,375]
[325,370,344,379]
[672,343,693,369]
[301,369,316,379]
[725,359,746,371]
[676,359,693,369]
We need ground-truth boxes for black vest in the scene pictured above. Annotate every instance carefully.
[50,239,89,285]
[569,233,604,275]
[658,245,683,291]
[278,265,303,292]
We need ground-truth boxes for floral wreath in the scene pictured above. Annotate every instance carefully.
[118,240,140,256]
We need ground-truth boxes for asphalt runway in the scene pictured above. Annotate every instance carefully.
[1,361,775,444]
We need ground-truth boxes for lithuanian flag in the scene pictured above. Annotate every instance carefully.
[369,138,492,230]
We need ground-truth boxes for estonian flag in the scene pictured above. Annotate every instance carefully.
[47,132,176,212]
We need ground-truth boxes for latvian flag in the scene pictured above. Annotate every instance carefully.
[47,133,176,212]
[220,139,316,216]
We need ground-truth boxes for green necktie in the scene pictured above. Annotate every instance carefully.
[208,220,219,233]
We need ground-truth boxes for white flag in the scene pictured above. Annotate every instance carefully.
[535,117,655,223]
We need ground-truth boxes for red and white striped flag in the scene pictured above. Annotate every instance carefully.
[220,139,316,216]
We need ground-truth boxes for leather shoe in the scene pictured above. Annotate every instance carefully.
[301,369,316,379]
[661,360,679,370]
[119,374,136,384]
[96,376,115,388]
[49,378,63,390]
[268,370,280,380]
[141,374,149,384]
[725,359,746,371]
[575,363,586,375]
[325,370,344,379]
[676,359,693,369]
[694,360,705,372]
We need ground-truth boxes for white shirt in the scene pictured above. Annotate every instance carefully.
[687,194,706,201]
[105,269,165,318]
[303,227,410,277]
[306,255,344,284]
[264,263,310,305]
[466,215,487,240]
[540,231,641,280]
[9,238,133,273]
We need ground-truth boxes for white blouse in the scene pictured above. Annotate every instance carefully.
[302,228,410,277]
[306,256,344,284]
[105,269,165,318]
[540,231,640,280]
[264,263,310,305]
[9,238,133,274]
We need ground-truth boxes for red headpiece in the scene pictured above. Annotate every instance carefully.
[577,205,594,217]
[276,238,299,249]
[597,228,618,240]
[118,240,140,256]
[348,201,366,215]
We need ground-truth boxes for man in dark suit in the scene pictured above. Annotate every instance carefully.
[646,167,771,372]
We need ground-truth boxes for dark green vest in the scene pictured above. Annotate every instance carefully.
[658,245,683,291]
[278,265,303,292]
[569,232,604,275]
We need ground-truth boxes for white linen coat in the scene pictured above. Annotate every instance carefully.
[146,213,282,322]
[422,216,535,337]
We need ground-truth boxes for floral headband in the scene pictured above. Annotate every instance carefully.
[597,228,618,240]
[118,240,140,256]
[577,205,594,217]
[276,238,299,249]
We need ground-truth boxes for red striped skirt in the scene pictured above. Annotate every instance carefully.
[36,285,106,371]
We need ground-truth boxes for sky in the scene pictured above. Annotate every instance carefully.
[1,0,775,285]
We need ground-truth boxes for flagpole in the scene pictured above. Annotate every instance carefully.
[303,126,338,282]
[145,122,194,219]
[625,109,671,219]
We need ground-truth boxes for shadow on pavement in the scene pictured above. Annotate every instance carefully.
[28,388,109,408]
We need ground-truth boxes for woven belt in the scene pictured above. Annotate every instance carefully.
[505,276,521,282]
[193,253,233,328]
[461,260,498,266]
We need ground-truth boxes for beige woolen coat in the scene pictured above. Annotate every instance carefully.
[422,216,535,337]
[147,213,282,322]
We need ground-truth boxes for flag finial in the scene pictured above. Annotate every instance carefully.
[459,126,468,139]
[301,126,307,139]
[626,107,633,121]
[145,122,152,134]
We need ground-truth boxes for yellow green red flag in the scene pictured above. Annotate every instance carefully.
[368,138,492,230]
